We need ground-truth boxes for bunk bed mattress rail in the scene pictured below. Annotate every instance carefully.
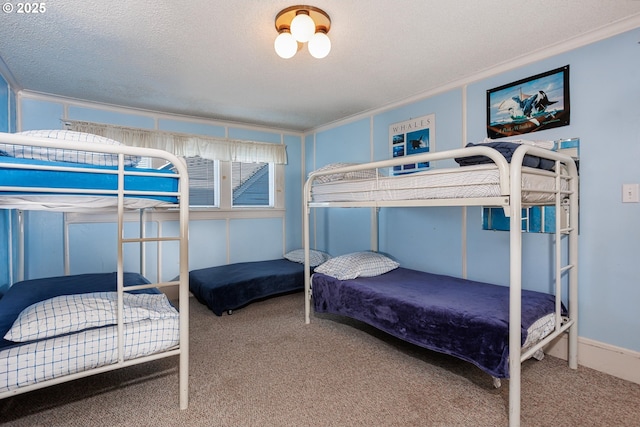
[310,164,566,204]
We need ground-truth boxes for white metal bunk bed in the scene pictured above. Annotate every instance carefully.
[302,141,579,427]
[0,131,190,409]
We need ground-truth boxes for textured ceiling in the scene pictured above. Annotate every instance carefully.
[1,1,640,132]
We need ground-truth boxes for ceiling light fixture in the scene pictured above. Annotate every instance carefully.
[274,5,331,59]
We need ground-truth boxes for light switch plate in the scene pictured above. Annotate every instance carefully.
[622,183,639,203]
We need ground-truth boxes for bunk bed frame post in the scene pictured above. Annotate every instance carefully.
[17,210,24,282]
[177,162,190,410]
[303,177,312,324]
[567,160,579,370]
[508,160,523,427]
[117,154,126,363]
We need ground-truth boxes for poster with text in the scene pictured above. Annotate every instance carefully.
[389,114,434,176]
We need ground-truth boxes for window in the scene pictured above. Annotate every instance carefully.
[231,162,273,207]
[138,156,274,208]
[186,157,218,207]
[482,206,563,233]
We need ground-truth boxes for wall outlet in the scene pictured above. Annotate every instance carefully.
[622,183,639,203]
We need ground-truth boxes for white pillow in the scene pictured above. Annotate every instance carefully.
[4,292,178,342]
[0,130,141,166]
[314,251,399,280]
[284,249,332,267]
[311,163,379,184]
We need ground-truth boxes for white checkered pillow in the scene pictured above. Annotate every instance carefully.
[314,251,399,280]
[284,249,332,267]
[0,130,141,166]
[4,292,178,342]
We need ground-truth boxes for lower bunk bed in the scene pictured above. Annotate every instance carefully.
[0,272,179,394]
[189,249,329,316]
[312,263,563,380]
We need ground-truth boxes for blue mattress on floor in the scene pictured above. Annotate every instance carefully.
[189,259,306,316]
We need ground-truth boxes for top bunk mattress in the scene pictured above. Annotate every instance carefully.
[0,156,180,210]
[310,164,566,204]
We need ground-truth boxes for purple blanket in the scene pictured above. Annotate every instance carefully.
[312,267,557,378]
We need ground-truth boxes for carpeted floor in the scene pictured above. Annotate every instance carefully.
[1,293,639,427]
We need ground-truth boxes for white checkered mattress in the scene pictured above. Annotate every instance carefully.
[311,164,565,204]
[0,316,180,393]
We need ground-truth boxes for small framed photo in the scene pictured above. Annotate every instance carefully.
[487,65,570,139]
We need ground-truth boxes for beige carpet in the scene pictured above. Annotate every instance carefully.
[1,293,639,427]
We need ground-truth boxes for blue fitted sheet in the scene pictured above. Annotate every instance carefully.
[189,259,306,316]
[312,267,558,378]
[0,156,178,203]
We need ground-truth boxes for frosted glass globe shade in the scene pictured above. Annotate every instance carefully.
[274,32,297,59]
[290,13,315,42]
[308,32,331,59]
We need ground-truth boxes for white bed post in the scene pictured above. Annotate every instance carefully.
[179,190,190,409]
[17,210,24,282]
[568,161,579,370]
[508,162,523,427]
[371,208,379,252]
[7,210,14,286]
[303,177,312,324]
[116,154,126,364]
[139,209,145,279]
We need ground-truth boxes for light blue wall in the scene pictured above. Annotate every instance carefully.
[284,134,303,251]
[14,98,303,281]
[312,118,373,254]
[21,98,65,130]
[0,74,8,133]
[158,119,225,137]
[307,27,640,353]
[375,91,466,273]
[68,106,155,129]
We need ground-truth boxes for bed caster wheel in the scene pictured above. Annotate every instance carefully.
[227,309,233,315]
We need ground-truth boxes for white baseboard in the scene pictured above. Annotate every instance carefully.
[545,334,640,385]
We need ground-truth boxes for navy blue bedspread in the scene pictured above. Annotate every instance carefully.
[454,141,556,171]
[0,272,153,350]
[189,259,305,316]
[312,267,557,378]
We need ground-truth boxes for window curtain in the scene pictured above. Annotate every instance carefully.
[65,120,288,164]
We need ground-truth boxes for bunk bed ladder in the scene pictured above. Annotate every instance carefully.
[508,150,578,427]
